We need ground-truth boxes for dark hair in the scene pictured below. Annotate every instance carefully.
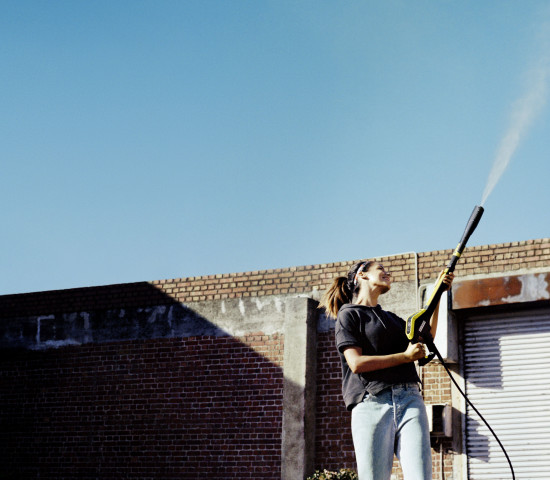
[319,260,374,318]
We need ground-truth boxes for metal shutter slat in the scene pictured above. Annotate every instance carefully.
[464,309,550,480]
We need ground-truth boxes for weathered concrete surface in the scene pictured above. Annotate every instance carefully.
[0,279,422,350]
[0,296,295,350]
[378,280,418,320]
[452,272,550,309]
[0,303,222,350]
[0,293,321,480]
[281,298,318,480]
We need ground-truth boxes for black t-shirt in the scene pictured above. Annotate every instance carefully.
[335,303,420,410]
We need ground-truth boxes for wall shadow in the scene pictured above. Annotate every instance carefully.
[0,283,290,480]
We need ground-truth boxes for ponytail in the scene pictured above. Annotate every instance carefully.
[319,260,374,319]
[319,276,352,319]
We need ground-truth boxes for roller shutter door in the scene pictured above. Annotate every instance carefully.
[464,308,550,479]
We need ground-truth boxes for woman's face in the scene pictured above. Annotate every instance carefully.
[364,263,392,293]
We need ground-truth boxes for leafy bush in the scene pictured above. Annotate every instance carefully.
[306,469,358,480]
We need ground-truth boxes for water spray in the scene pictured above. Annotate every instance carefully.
[480,15,550,206]
[400,12,550,480]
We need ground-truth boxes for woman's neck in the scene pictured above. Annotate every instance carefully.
[354,289,379,307]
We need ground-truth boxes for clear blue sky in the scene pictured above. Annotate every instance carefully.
[1,1,549,295]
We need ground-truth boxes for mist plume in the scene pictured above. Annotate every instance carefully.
[481,22,550,206]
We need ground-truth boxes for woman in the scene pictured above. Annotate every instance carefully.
[320,260,454,480]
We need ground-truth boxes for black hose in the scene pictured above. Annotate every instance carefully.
[432,345,515,480]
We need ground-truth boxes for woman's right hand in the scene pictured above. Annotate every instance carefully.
[404,342,426,362]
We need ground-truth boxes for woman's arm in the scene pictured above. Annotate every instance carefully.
[343,344,426,374]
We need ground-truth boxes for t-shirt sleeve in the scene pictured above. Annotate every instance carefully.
[386,310,406,326]
[335,310,362,353]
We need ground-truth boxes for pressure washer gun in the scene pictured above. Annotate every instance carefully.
[405,205,484,366]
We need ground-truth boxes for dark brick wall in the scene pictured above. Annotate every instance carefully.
[315,329,355,472]
[0,334,284,479]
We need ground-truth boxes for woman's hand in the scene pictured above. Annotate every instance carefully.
[440,270,455,290]
[404,342,426,362]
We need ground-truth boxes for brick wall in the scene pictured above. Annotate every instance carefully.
[0,238,548,479]
[0,334,284,479]
[315,327,355,472]
[421,363,454,480]
[153,238,550,300]
[2,239,548,317]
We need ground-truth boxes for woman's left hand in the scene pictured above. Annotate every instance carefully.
[440,270,455,290]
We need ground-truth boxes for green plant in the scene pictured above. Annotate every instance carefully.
[306,468,358,480]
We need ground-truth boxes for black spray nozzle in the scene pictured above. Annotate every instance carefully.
[459,205,484,248]
[447,205,484,273]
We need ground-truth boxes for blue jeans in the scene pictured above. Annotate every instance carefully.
[351,383,432,480]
